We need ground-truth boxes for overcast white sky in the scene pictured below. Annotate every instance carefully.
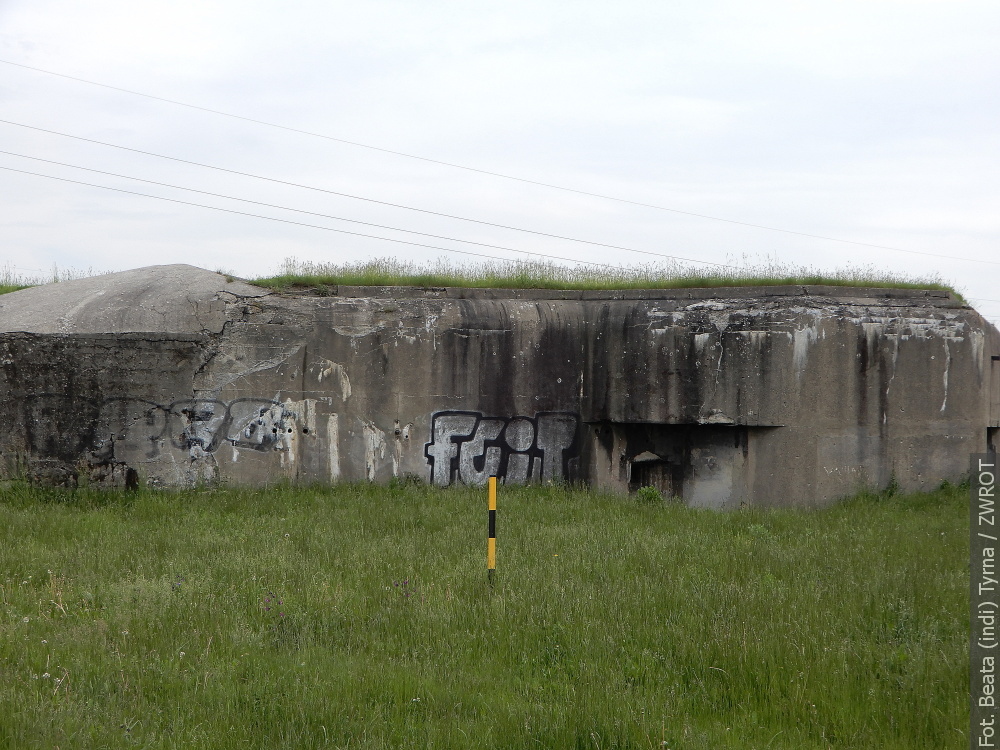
[1,0,998,323]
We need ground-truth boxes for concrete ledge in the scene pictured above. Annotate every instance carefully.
[0,331,211,344]
[327,283,959,304]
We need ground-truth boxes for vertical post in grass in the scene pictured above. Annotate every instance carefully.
[488,476,497,587]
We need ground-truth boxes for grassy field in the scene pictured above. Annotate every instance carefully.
[0,481,968,749]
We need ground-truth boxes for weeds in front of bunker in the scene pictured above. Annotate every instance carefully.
[0,481,968,749]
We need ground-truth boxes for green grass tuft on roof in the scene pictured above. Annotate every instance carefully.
[252,257,961,297]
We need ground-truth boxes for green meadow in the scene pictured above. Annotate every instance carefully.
[0,482,968,749]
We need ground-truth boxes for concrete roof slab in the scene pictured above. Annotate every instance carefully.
[0,264,268,334]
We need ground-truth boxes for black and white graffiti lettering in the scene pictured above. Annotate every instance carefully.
[424,411,579,486]
[92,396,299,460]
[535,413,579,482]
[459,417,503,484]
[170,400,229,452]
[224,399,296,451]
[425,413,478,486]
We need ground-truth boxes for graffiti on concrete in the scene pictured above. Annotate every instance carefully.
[91,397,300,461]
[424,411,579,486]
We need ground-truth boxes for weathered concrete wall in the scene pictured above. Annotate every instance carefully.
[1,265,997,507]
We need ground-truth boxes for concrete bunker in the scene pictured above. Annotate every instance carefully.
[0,264,997,508]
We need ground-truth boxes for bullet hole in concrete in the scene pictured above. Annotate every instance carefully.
[302,428,309,434]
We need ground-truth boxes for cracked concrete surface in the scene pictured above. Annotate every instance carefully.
[0,264,997,507]
[0,265,268,334]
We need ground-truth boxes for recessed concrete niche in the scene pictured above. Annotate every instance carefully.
[0,264,997,508]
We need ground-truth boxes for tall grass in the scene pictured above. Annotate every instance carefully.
[254,256,958,295]
[0,482,968,749]
[0,263,101,295]
[0,257,959,297]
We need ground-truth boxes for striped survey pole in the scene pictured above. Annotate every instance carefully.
[488,476,497,586]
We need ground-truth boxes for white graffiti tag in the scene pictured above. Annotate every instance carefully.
[424,411,579,486]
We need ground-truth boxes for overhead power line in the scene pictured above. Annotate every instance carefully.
[1,119,994,269]
[4,160,997,309]
[0,165,628,269]
[0,148,724,268]
[0,58,960,257]
[0,119,725,268]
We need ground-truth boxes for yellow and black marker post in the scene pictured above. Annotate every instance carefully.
[488,476,497,587]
